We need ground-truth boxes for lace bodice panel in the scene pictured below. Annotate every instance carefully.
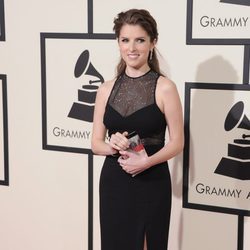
[108,70,158,117]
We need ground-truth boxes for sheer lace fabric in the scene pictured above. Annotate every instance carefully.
[108,70,158,117]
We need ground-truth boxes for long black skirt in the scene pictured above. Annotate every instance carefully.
[99,155,172,250]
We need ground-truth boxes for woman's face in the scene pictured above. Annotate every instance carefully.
[118,24,155,71]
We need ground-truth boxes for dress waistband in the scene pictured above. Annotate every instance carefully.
[141,137,164,146]
[109,137,164,158]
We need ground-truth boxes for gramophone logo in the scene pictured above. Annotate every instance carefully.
[183,83,250,216]
[68,50,104,122]
[220,0,250,6]
[41,36,116,152]
[215,101,250,180]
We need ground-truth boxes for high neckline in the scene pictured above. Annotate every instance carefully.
[124,69,152,79]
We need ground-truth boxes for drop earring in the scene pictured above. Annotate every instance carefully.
[149,49,153,61]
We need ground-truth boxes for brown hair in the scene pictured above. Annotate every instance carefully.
[113,9,164,77]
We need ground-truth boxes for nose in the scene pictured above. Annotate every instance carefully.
[128,41,136,52]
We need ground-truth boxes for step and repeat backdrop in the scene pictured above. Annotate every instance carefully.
[0,0,249,249]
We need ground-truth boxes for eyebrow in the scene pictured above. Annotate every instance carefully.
[120,36,146,39]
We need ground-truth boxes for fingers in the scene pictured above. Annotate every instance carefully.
[122,131,128,137]
[122,166,139,176]
[110,132,129,150]
[119,150,131,158]
[118,156,135,175]
[117,156,125,165]
[117,150,148,176]
[118,156,128,171]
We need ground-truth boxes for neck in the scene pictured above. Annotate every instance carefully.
[125,65,150,78]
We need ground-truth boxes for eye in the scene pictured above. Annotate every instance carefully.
[136,38,145,43]
[120,38,129,43]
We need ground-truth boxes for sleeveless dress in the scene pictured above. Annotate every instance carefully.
[100,70,172,250]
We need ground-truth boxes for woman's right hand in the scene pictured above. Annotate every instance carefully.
[109,131,129,151]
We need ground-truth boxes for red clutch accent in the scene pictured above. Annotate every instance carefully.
[133,144,144,152]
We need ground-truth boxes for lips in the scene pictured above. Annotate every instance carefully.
[128,54,139,59]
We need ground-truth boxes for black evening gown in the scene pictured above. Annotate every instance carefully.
[100,70,172,250]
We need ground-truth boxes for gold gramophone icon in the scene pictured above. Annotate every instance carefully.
[215,101,250,180]
[68,50,104,122]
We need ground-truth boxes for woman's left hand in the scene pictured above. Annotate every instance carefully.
[118,149,150,176]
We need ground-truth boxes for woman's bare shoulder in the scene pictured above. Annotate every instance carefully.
[157,75,177,93]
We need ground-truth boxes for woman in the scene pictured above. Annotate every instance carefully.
[91,8,184,250]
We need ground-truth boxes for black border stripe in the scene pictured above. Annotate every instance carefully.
[187,39,250,45]
[184,81,250,90]
[0,74,9,186]
[88,0,93,34]
[238,215,244,250]
[243,45,250,84]
[186,0,193,45]
[0,0,5,41]
[44,145,92,155]
[183,82,191,206]
[41,33,115,39]
[40,34,47,151]
[88,153,93,250]
[184,202,249,216]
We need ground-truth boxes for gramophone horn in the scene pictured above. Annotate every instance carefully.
[85,62,104,84]
[74,50,90,78]
[224,101,244,131]
[238,115,250,130]
[74,50,104,83]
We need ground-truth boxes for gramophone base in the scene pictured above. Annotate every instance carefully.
[220,0,250,6]
[68,102,94,122]
[214,157,250,180]
[228,143,250,159]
